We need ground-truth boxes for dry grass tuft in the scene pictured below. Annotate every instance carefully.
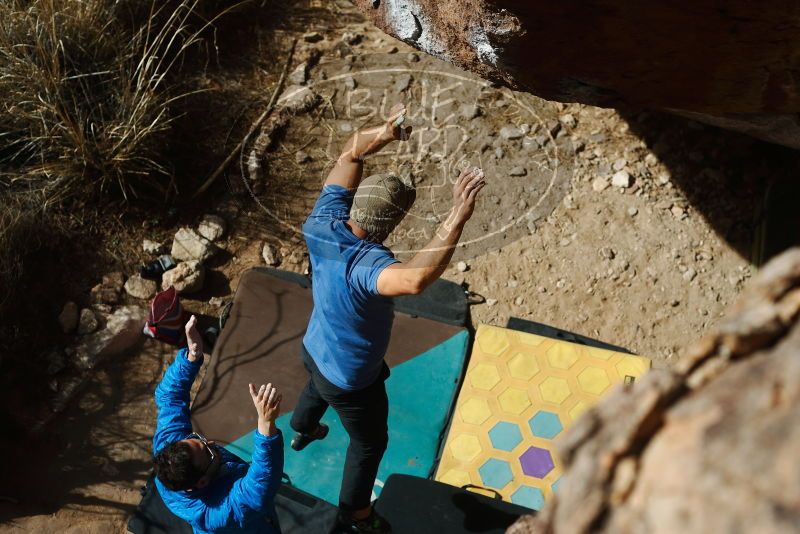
[0,0,223,204]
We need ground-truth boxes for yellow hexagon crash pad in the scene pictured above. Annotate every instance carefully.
[435,324,651,510]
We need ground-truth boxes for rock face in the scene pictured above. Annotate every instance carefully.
[508,248,800,534]
[353,0,800,149]
[162,261,205,294]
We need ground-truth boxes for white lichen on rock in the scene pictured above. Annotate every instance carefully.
[384,0,448,59]
[469,25,499,66]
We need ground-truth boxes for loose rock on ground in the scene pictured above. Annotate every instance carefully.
[197,215,226,242]
[124,274,157,300]
[262,243,281,266]
[142,239,164,255]
[162,261,205,294]
[77,309,98,335]
[172,227,217,262]
[91,272,124,305]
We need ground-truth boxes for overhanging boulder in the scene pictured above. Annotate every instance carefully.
[354,0,800,149]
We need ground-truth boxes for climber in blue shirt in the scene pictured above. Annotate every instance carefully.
[152,315,284,533]
[290,103,486,533]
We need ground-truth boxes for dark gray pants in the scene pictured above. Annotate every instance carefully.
[290,345,389,512]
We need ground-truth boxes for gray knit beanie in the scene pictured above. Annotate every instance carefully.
[350,173,416,243]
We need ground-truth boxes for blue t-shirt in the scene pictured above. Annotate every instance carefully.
[302,185,399,390]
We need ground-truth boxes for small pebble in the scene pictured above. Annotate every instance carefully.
[208,296,226,307]
[407,52,419,62]
[303,32,323,43]
[499,125,524,140]
[289,62,308,85]
[486,298,498,307]
[559,114,577,128]
[461,104,481,120]
[341,32,362,45]
[514,296,524,306]
[592,177,610,192]
[599,247,616,260]
[456,261,468,272]
[142,239,163,255]
[611,170,632,188]
[509,166,527,177]
[628,207,639,216]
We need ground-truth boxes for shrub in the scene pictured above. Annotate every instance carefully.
[0,0,214,203]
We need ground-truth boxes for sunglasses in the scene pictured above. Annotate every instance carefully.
[187,432,217,476]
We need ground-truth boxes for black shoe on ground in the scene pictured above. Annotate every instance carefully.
[140,254,176,280]
[337,508,391,534]
[290,423,329,451]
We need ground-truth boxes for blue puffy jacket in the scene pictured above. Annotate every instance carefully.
[153,348,283,533]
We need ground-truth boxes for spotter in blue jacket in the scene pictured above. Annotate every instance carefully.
[153,348,284,533]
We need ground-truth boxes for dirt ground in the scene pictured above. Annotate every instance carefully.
[0,0,789,531]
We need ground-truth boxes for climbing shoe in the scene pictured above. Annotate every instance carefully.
[290,423,329,451]
[337,508,391,533]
